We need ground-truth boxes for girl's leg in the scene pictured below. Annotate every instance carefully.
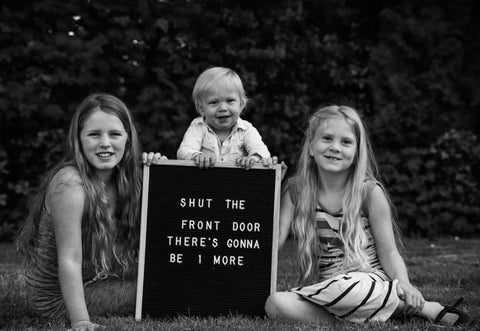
[265,291,336,325]
[394,299,463,325]
[84,279,137,316]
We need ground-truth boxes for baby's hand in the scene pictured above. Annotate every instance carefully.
[69,320,105,331]
[193,153,216,169]
[236,155,261,170]
[142,152,168,166]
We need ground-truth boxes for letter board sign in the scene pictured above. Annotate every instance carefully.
[136,160,281,319]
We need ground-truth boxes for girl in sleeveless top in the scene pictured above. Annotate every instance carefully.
[16,93,165,331]
[265,105,472,327]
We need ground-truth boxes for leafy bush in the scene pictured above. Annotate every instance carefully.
[0,129,66,242]
[380,130,480,237]
[1,1,479,240]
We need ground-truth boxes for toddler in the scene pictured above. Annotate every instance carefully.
[177,67,271,169]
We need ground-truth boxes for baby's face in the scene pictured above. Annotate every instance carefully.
[199,88,243,136]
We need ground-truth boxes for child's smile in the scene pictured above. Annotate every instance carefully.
[324,155,342,161]
[309,117,357,175]
[80,109,127,180]
[199,89,243,136]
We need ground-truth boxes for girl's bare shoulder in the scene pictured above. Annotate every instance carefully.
[44,166,85,214]
[48,166,84,196]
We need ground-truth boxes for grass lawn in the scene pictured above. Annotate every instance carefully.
[1,238,479,330]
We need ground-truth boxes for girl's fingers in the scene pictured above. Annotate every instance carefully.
[142,152,167,165]
[146,152,155,165]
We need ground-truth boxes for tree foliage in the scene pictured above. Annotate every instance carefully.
[1,0,479,240]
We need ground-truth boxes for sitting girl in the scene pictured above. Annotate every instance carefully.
[265,105,472,327]
[16,93,166,330]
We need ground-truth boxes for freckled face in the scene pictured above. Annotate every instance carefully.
[309,118,357,175]
[199,88,243,136]
[80,109,127,178]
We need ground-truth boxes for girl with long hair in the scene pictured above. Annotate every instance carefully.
[16,93,165,330]
[265,105,472,327]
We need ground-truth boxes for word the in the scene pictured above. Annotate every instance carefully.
[225,199,245,210]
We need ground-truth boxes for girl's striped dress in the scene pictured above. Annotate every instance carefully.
[289,192,400,323]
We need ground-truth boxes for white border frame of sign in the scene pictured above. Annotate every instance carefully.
[135,159,281,320]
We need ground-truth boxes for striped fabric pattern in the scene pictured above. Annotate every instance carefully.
[316,207,383,282]
[291,272,399,323]
[289,201,400,322]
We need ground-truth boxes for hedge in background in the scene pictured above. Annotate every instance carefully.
[380,130,480,237]
[1,0,479,240]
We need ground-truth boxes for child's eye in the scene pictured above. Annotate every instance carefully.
[227,98,236,103]
[208,100,218,105]
[88,132,100,137]
[342,139,353,145]
[322,136,332,141]
[110,132,123,137]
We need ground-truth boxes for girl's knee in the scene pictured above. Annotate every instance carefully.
[265,292,288,318]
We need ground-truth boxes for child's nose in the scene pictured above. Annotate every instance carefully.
[329,141,340,151]
[218,101,228,111]
[100,135,111,147]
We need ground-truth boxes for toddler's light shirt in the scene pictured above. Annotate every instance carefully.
[177,116,271,162]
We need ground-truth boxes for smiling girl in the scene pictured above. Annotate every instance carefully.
[16,93,165,331]
[264,105,472,327]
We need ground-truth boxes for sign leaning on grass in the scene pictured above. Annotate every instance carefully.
[135,160,281,319]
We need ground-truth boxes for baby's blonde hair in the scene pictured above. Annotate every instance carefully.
[192,67,247,113]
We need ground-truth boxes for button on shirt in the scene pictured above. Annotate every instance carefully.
[177,117,271,162]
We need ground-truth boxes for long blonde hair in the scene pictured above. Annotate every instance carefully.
[17,93,142,276]
[289,105,397,281]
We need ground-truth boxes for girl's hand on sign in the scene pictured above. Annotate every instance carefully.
[279,161,288,181]
[142,152,168,166]
[262,156,288,180]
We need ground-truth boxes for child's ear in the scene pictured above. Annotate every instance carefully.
[240,99,246,110]
[197,105,205,116]
[308,143,314,157]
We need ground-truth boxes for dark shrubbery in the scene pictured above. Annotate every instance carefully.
[380,130,480,237]
[1,0,479,240]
